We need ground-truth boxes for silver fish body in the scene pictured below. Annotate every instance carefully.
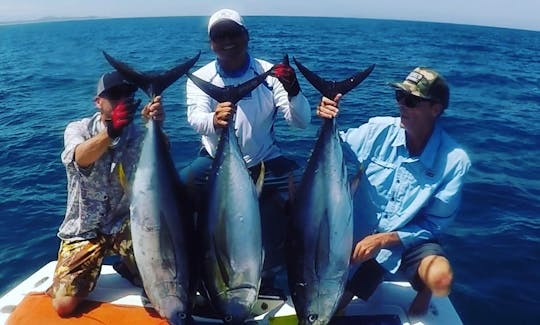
[130,120,192,324]
[201,122,263,324]
[186,69,273,324]
[287,118,353,325]
[102,51,200,324]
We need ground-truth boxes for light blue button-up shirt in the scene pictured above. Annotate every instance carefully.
[341,116,471,273]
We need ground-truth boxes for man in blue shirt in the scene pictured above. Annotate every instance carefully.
[317,67,471,315]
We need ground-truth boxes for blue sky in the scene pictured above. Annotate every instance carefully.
[1,0,539,32]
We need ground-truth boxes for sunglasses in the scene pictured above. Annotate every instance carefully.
[101,86,135,101]
[395,90,429,108]
[210,27,244,41]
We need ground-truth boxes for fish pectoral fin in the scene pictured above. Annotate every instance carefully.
[214,236,231,285]
[255,162,265,197]
[287,172,296,203]
[349,163,363,195]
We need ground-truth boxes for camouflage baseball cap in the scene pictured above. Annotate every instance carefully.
[390,67,449,109]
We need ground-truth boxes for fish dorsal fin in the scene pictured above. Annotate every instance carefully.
[103,51,200,98]
[293,57,375,99]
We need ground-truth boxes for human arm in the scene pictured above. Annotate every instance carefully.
[75,97,138,167]
[74,96,161,168]
[186,74,237,129]
[272,76,311,128]
[351,232,401,264]
[73,131,113,168]
[186,77,220,135]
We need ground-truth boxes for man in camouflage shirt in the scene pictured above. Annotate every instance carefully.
[47,71,164,317]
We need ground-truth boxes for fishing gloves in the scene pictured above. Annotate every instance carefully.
[106,97,141,139]
[273,64,301,97]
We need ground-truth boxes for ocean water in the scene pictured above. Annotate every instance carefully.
[1,16,539,324]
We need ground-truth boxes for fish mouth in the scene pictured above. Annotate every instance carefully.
[217,285,258,323]
[219,284,258,303]
[157,296,188,324]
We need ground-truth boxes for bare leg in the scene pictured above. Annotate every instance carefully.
[409,255,453,315]
[52,296,82,317]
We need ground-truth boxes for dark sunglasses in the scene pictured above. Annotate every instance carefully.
[210,27,244,41]
[395,90,429,108]
[101,86,135,101]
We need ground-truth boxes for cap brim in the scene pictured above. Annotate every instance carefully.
[209,20,244,36]
[388,81,429,99]
[98,83,138,97]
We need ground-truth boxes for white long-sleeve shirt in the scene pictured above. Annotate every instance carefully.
[186,56,311,167]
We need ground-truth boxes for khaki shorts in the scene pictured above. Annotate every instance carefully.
[46,220,136,298]
[346,241,447,299]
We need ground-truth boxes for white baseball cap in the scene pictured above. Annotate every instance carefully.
[207,9,245,34]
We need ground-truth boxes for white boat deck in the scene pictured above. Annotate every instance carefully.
[0,261,462,324]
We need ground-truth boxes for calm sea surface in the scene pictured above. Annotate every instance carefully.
[1,16,539,324]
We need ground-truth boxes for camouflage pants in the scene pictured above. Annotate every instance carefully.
[46,220,137,298]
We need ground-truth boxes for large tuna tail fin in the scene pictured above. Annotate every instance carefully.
[103,51,200,97]
[187,68,273,104]
[293,57,375,98]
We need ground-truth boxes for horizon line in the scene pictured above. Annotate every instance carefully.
[1,14,539,33]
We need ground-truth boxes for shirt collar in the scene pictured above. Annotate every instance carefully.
[392,126,406,148]
[216,54,251,78]
[392,121,442,169]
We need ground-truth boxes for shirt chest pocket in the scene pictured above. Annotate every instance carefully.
[402,162,438,190]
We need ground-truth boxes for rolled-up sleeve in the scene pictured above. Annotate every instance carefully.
[62,121,85,165]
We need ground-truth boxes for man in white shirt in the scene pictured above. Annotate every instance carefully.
[181,9,312,286]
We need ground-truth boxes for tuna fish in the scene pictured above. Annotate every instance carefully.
[286,58,375,325]
[103,51,199,324]
[187,70,272,324]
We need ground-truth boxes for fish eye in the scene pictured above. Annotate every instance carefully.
[308,314,319,323]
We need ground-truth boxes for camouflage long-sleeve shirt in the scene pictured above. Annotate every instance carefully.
[58,112,143,241]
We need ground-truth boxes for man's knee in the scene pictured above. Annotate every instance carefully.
[52,295,81,317]
[417,255,453,296]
